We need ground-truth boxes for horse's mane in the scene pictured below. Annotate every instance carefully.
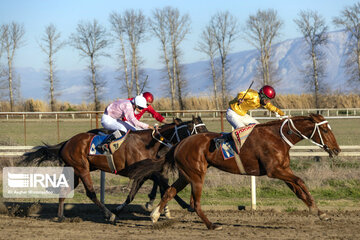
[257,115,312,127]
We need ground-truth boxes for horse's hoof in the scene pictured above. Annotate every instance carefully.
[164,206,173,219]
[210,224,222,230]
[108,213,117,224]
[187,207,195,212]
[144,201,154,211]
[151,206,160,223]
[57,216,66,223]
[319,212,330,221]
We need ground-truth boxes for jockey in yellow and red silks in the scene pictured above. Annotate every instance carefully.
[226,85,285,129]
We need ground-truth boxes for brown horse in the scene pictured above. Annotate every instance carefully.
[139,114,341,230]
[21,116,207,222]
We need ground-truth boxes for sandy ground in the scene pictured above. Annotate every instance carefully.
[0,202,359,240]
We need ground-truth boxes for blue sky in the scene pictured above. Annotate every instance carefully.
[0,0,358,71]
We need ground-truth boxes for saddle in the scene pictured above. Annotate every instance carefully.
[89,131,129,174]
[214,124,256,174]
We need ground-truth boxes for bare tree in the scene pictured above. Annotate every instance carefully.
[39,24,65,111]
[150,7,190,110]
[244,9,283,88]
[294,10,328,108]
[123,9,147,96]
[1,22,25,111]
[69,19,110,111]
[109,12,131,97]
[196,25,220,110]
[209,11,239,109]
[333,2,360,87]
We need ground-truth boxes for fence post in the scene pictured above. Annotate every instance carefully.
[56,114,60,143]
[97,112,106,204]
[220,111,224,132]
[251,176,256,210]
[23,114,27,146]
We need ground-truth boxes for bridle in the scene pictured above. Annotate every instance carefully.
[152,122,206,148]
[280,117,330,149]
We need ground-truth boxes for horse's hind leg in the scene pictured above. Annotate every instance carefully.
[151,174,189,223]
[80,172,116,223]
[270,167,328,220]
[190,175,221,230]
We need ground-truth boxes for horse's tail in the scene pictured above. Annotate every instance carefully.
[19,141,67,166]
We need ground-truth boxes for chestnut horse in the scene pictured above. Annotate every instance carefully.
[141,114,341,230]
[21,116,207,223]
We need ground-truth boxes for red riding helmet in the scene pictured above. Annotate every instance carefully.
[259,85,276,99]
[142,92,154,103]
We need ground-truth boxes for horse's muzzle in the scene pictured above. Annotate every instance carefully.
[325,145,341,158]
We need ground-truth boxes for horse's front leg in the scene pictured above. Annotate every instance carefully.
[115,178,146,214]
[270,166,329,220]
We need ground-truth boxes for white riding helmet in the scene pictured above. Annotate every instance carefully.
[133,95,147,109]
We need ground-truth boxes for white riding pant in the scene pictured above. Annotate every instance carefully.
[101,114,140,132]
[226,108,259,129]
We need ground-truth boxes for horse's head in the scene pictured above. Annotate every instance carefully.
[188,115,208,134]
[153,117,208,147]
[308,114,341,158]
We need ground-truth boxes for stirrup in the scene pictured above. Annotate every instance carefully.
[97,143,109,152]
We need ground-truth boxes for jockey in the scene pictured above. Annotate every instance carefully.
[123,91,167,124]
[226,85,284,129]
[98,95,155,151]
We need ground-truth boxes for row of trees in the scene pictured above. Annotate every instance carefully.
[1,4,360,112]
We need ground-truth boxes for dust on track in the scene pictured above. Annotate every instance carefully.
[0,202,359,240]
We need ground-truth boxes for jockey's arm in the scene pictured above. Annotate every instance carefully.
[146,105,166,123]
[264,102,285,116]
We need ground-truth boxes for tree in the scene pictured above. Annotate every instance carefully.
[1,22,25,111]
[150,7,190,110]
[196,25,220,110]
[69,19,110,111]
[209,11,239,109]
[39,24,65,111]
[333,2,360,87]
[294,10,328,108]
[109,10,147,97]
[244,9,283,88]
[123,10,147,96]
[109,12,131,97]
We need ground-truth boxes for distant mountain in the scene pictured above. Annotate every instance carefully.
[15,30,351,104]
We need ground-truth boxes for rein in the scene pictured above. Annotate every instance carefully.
[152,122,206,147]
[280,117,329,149]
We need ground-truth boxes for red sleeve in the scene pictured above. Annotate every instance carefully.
[146,105,165,122]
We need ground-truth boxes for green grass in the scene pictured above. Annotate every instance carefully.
[0,118,359,146]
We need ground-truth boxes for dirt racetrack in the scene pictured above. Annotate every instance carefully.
[0,202,360,240]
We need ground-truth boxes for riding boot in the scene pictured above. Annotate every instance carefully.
[97,130,122,152]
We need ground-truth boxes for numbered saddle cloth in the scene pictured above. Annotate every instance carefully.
[218,124,256,174]
[89,131,129,155]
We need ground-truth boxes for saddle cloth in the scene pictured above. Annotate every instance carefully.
[219,124,256,174]
[89,131,129,155]
[88,131,129,174]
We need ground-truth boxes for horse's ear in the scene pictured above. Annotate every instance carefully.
[174,118,182,125]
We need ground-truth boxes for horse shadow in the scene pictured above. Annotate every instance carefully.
[1,201,151,224]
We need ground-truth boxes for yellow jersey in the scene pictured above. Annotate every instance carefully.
[229,89,284,116]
